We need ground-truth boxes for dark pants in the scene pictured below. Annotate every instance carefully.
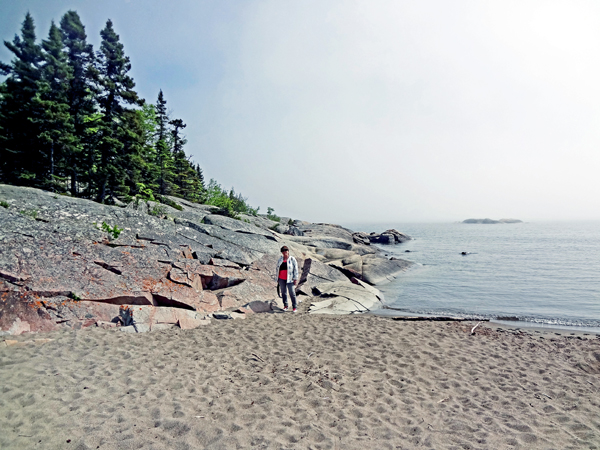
[278,278,297,309]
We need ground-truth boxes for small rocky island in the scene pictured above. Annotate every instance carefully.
[0,184,413,335]
[463,218,522,224]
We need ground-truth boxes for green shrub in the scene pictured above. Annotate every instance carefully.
[267,207,280,222]
[204,179,259,218]
[149,203,167,217]
[20,209,38,219]
[100,221,123,239]
[135,182,155,202]
[0,201,9,209]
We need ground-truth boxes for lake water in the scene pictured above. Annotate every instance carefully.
[345,222,600,333]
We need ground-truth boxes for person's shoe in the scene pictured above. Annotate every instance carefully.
[283,306,289,311]
[293,308,297,313]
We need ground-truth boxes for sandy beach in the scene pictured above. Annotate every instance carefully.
[1,310,599,450]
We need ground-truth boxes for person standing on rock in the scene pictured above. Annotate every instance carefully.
[276,246,299,312]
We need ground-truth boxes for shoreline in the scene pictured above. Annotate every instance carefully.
[369,309,600,336]
[2,313,599,449]
[369,229,600,336]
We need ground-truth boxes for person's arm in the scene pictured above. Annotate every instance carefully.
[292,257,299,285]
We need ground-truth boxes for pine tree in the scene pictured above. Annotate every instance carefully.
[154,90,174,195]
[95,19,143,203]
[119,109,147,199]
[169,118,199,201]
[0,13,44,185]
[35,21,75,191]
[60,10,98,196]
[195,164,206,192]
[156,89,168,141]
[0,12,246,213]
[170,118,186,194]
[135,102,160,195]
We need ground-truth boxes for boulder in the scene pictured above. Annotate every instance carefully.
[313,248,357,262]
[294,223,355,243]
[121,305,210,331]
[352,232,371,245]
[8,317,31,335]
[177,310,211,329]
[296,258,351,296]
[273,223,289,234]
[361,254,413,285]
[308,279,384,314]
[366,229,411,244]
[369,233,395,244]
[242,300,273,313]
[341,254,363,273]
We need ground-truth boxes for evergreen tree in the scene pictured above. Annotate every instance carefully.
[156,89,168,141]
[119,109,147,198]
[135,102,160,195]
[195,163,206,192]
[154,90,174,195]
[170,118,188,196]
[59,10,98,196]
[171,120,202,202]
[95,19,142,203]
[0,12,253,214]
[0,13,44,185]
[35,21,75,191]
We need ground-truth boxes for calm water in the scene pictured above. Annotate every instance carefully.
[347,222,600,332]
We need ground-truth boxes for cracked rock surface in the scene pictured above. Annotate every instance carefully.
[0,184,413,334]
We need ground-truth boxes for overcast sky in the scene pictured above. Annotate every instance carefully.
[2,0,600,224]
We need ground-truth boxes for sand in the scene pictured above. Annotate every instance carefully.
[1,311,599,450]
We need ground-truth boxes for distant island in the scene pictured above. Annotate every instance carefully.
[463,218,523,224]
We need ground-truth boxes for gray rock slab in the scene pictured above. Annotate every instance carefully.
[312,281,383,310]
[296,258,351,295]
[361,254,413,285]
[285,236,354,251]
[295,223,355,243]
[238,214,281,232]
[203,214,276,239]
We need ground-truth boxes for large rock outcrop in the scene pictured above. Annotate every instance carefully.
[0,184,413,334]
[352,229,412,245]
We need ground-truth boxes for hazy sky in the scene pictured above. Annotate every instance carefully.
[2,0,600,223]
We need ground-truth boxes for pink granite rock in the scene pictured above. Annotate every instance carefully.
[8,317,31,335]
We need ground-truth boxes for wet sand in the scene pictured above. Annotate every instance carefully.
[1,311,600,449]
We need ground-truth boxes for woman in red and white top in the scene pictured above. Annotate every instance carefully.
[276,246,299,312]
